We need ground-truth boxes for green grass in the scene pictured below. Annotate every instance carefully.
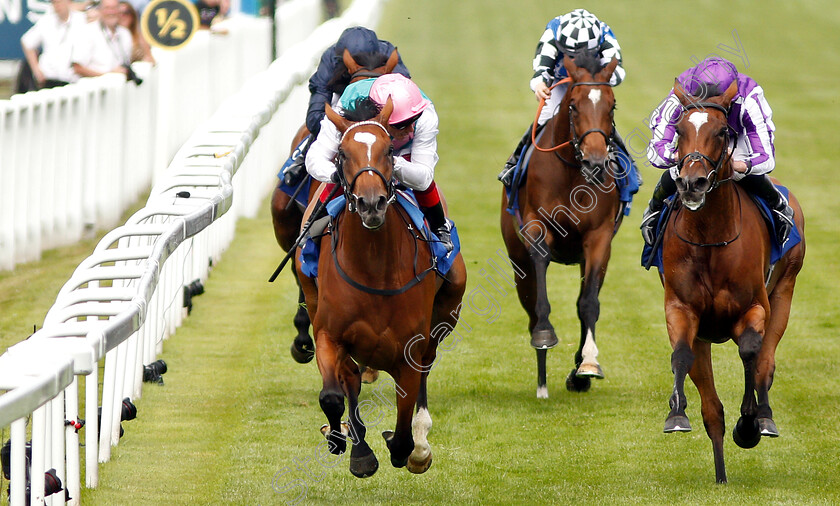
[2,0,840,504]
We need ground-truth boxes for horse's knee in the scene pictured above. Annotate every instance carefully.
[738,329,762,362]
[319,390,345,420]
[671,343,694,374]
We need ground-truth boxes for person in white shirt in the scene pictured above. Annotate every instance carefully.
[20,0,86,88]
[71,0,133,78]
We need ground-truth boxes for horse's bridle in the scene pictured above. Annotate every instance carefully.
[676,102,735,193]
[335,121,397,213]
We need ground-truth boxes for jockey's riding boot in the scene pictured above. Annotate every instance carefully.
[640,172,678,246]
[498,129,533,187]
[283,135,315,187]
[422,201,453,252]
[283,154,306,187]
[740,174,795,245]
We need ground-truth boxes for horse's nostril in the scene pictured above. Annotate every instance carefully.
[675,177,687,192]
[376,195,388,212]
[356,196,369,213]
[695,177,711,192]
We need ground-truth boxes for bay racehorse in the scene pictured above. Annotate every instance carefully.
[270,48,399,364]
[660,80,805,483]
[295,101,467,477]
[501,53,624,397]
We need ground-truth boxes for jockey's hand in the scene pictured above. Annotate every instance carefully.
[534,82,551,102]
[732,160,749,173]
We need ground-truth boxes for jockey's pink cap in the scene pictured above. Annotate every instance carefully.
[369,74,431,125]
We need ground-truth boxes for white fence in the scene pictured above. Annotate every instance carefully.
[0,0,386,504]
[0,15,274,272]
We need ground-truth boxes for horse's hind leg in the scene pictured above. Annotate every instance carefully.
[407,371,433,474]
[567,235,610,391]
[383,367,420,469]
[733,304,766,450]
[341,358,378,478]
[289,279,314,363]
[757,260,802,437]
[687,341,727,484]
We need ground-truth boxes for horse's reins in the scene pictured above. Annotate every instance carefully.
[673,101,742,247]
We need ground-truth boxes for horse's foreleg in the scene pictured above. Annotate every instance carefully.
[341,358,378,478]
[687,341,727,484]
[407,371,433,474]
[383,368,420,469]
[664,304,698,433]
[527,239,559,350]
[732,304,766,449]
[315,333,348,455]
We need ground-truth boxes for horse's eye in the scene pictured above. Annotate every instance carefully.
[718,128,727,138]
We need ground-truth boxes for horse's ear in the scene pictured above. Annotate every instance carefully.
[564,54,586,82]
[597,57,618,83]
[326,104,351,134]
[384,49,399,74]
[377,97,394,126]
[719,80,738,108]
[342,48,361,75]
[673,78,690,105]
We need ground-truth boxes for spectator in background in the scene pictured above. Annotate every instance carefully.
[71,0,133,78]
[118,1,155,64]
[195,0,230,29]
[19,0,86,91]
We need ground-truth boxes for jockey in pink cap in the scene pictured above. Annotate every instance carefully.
[306,73,452,251]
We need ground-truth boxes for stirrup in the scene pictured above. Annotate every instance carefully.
[772,207,794,245]
[498,161,516,187]
[640,208,661,246]
[434,224,453,253]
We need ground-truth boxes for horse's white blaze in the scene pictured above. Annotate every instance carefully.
[581,329,599,365]
[352,131,377,162]
[588,89,601,106]
[412,407,432,446]
[688,112,709,135]
[536,386,549,399]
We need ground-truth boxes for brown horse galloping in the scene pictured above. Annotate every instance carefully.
[270,49,399,364]
[295,101,467,477]
[501,54,624,398]
[660,81,805,483]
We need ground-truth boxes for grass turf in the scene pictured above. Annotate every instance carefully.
[2,0,839,504]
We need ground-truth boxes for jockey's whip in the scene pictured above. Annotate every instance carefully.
[269,182,342,282]
[284,177,307,210]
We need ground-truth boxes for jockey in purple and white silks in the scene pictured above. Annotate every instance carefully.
[640,57,795,246]
[498,8,625,185]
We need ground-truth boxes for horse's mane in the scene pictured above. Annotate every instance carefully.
[570,49,606,78]
[343,97,381,122]
[329,51,389,88]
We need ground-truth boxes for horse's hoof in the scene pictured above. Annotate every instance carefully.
[565,369,591,392]
[350,450,379,478]
[664,414,692,433]
[733,416,761,449]
[320,422,350,438]
[530,329,558,349]
[407,449,433,474]
[575,362,604,379]
[290,341,314,364]
[381,430,394,443]
[361,368,379,384]
[758,417,779,437]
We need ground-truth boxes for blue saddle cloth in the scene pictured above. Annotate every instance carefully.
[277,136,313,208]
[641,185,802,273]
[505,130,641,220]
[300,190,461,279]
